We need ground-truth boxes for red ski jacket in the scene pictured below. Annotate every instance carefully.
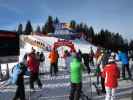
[27,53,39,73]
[102,63,120,88]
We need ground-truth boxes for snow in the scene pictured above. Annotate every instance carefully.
[0,35,133,100]
[31,35,97,53]
[1,35,96,72]
[73,38,97,53]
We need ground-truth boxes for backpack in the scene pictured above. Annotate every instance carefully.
[10,64,22,84]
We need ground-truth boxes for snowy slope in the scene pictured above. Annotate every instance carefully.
[1,35,133,100]
[73,38,97,53]
[31,35,97,53]
[1,35,96,71]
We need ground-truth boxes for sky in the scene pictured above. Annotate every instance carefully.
[0,0,133,40]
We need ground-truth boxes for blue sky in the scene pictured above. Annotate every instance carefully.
[0,0,133,39]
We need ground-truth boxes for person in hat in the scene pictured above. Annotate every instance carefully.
[12,62,27,100]
[95,49,105,91]
[69,52,85,100]
[49,48,59,76]
[102,55,120,100]
[118,50,132,80]
[27,47,42,89]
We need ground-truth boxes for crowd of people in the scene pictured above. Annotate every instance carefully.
[0,46,133,100]
[68,47,133,100]
[0,47,45,100]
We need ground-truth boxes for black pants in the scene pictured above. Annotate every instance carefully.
[13,78,25,100]
[89,57,94,66]
[30,72,42,89]
[84,63,91,74]
[50,63,57,76]
[122,64,132,79]
[55,61,58,73]
[0,65,3,79]
[101,77,105,92]
[69,83,82,100]
[96,66,100,84]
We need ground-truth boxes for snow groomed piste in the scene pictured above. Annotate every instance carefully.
[0,35,133,100]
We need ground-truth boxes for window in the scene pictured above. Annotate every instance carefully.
[0,30,19,56]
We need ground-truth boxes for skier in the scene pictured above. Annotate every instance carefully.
[102,55,120,100]
[12,63,27,100]
[89,47,94,66]
[64,50,72,71]
[27,48,42,90]
[95,49,103,85]
[55,50,59,73]
[69,52,85,100]
[118,49,132,80]
[96,49,106,93]
[0,64,3,80]
[100,50,111,93]
[49,48,58,76]
[39,52,45,74]
[82,53,91,74]
[77,49,82,62]
[0,62,27,100]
